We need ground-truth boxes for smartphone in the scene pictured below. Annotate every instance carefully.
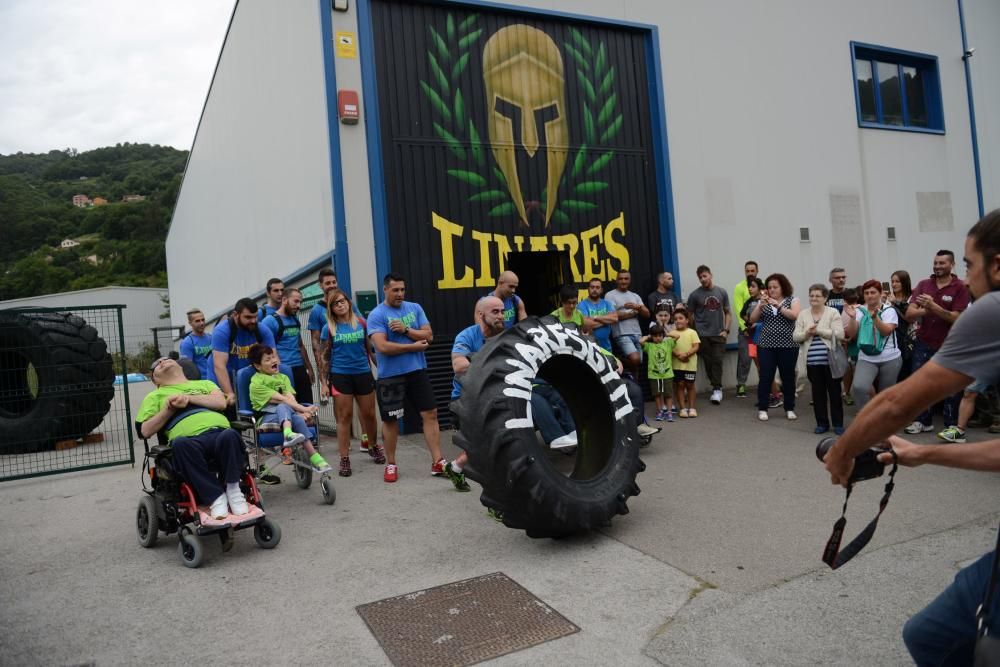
[881,281,890,293]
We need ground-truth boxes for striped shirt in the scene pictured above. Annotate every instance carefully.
[806,333,828,366]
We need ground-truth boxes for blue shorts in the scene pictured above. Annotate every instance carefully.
[966,379,990,394]
[614,334,642,357]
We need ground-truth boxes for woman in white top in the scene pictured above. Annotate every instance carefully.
[793,284,846,434]
[844,278,901,409]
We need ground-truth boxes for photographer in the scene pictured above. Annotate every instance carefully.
[824,210,1000,665]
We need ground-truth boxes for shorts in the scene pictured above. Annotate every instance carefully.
[966,379,990,395]
[650,378,673,397]
[375,369,436,422]
[329,371,375,396]
[614,334,642,357]
[675,371,697,384]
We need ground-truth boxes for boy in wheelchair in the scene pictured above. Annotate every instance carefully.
[248,344,331,473]
[137,356,251,519]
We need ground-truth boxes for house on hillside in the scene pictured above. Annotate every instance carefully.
[121,194,146,203]
[71,194,91,207]
[92,197,108,206]
[60,239,80,249]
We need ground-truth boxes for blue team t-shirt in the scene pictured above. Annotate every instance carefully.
[211,318,276,378]
[308,300,364,332]
[451,324,486,398]
[366,301,429,378]
[179,332,214,382]
[260,313,303,367]
[257,304,278,322]
[320,321,371,374]
[577,298,614,351]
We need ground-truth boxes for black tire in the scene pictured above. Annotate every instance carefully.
[321,477,336,505]
[177,528,204,568]
[0,311,114,454]
[293,447,312,489]
[254,518,281,549]
[136,495,159,548]
[450,317,644,538]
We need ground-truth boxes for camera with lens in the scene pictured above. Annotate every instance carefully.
[815,437,887,483]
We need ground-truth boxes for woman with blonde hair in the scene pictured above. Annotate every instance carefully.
[793,284,846,434]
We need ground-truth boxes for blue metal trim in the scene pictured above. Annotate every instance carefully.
[320,0,354,296]
[857,122,945,136]
[958,0,985,217]
[356,0,392,281]
[852,41,939,63]
[645,27,682,297]
[898,63,910,126]
[245,251,334,304]
[849,41,944,133]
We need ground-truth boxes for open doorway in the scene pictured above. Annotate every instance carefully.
[504,250,571,317]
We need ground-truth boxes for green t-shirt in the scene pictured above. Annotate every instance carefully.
[249,371,294,411]
[642,338,675,380]
[136,380,229,442]
[550,307,584,327]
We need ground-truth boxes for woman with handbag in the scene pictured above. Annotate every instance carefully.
[793,284,846,434]
[845,279,902,409]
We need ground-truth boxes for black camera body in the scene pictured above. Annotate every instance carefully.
[815,437,887,483]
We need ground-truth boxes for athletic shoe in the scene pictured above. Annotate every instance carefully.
[338,456,352,477]
[758,411,769,421]
[688,408,699,418]
[655,409,666,421]
[281,447,293,465]
[904,421,933,435]
[444,462,471,492]
[679,408,690,418]
[666,411,676,423]
[769,394,783,409]
[487,507,504,523]
[383,464,398,483]
[226,488,249,516]
[370,443,387,464]
[311,453,332,474]
[937,426,967,444]
[842,393,855,406]
[786,411,797,421]
[210,493,229,520]
[359,438,370,453]
[736,385,747,398]
[814,426,829,434]
[257,467,281,485]
[637,423,661,437]
[550,434,578,449]
[284,432,307,448]
[834,427,845,435]
[710,389,722,405]
[431,458,448,476]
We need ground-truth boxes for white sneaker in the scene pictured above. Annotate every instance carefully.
[904,421,933,434]
[210,493,229,519]
[637,423,661,437]
[227,488,249,516]
[786,411,797,421]
[758,411,769,421]
[710,389,723,405]
[550,434,577,449]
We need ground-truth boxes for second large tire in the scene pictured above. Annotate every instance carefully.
[0,311,115,454]
[450,317,644,538]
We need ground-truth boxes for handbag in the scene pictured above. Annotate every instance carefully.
[857,307,889,356]
[827,329,849,379]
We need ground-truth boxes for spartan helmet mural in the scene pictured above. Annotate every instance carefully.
[483,24,568,227]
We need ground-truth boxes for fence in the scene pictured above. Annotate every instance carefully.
[0,305,134,482]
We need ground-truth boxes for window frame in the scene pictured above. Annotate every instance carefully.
[850,41,945,135]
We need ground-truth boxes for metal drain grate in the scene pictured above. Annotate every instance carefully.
[356,572,579,666]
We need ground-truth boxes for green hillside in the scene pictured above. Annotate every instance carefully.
[0,143,187,300]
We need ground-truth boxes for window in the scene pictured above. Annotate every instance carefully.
[851,42,944,133]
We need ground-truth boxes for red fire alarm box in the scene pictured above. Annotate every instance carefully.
[338,90,360,124]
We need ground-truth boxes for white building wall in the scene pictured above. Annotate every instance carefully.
[967,0,1000,212]
[167,0,336,325]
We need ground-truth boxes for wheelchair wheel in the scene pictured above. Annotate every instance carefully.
[321,477,336,505]
[177,527,204,568]
[254,518,281,549]
[293,447,312,489]
[136,495,159,548]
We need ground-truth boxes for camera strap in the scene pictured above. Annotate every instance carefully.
[822,450,898,570]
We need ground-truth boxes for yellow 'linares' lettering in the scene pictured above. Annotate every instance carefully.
[470,229,495,287]
[604,212,629,278]
[580,225,603,281]
[432,212,474,288]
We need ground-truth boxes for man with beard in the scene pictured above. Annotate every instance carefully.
[444,295,507,492]
[258,278,284,321]
[308,268,342,385]
[903,249,972,434]
[179,308,213,381]
[647,271,680,319]
[733,261,759,398]
[687,265,732,405]
[211,297,276,410]
[606,269,650,378]
[579,278,619,354]
[261,287,316,404]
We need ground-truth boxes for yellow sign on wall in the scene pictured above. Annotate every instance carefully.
[335,31,357,58]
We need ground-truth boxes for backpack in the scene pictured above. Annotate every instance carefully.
[856,306,893,356]
[227,316,262,354]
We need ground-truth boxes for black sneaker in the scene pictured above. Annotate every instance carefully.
[769,393,783,409]
[257,467,281,485]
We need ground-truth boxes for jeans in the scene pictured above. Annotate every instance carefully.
[261,403,310,435]
[851,356,903,410]
[737,331,751,386]
[170,428,245,504]
[912,339,961,427]
[903,549,1000,665]
[531,384,575,444]
[757,347,797,411]
[699,336,726,390]
[807,364,843,428]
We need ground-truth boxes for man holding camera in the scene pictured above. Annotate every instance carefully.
[825,210,1000,665]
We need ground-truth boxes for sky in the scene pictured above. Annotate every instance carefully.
[0,0,235,155]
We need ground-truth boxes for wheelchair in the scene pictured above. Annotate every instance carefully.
[232,364,335,506]
[134,418,281,569]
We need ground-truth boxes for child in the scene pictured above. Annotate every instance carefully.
[650,304,673,335]
[669,310,701,417]
[551,284,586,329]
[248,344,331,473]
[641,324,676,421]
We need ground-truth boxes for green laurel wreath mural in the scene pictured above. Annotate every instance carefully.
[419,15,621,224]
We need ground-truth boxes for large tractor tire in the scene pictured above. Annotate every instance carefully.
[450,317,645,538]
[0,311,115,454]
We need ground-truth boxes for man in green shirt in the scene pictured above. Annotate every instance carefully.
[733,260,758,397]
[136,357,249,519]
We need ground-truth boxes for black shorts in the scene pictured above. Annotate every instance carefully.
[329,371,375,396]
[291,364,314,405]
[675,371,697,384]
[376,369,436,422]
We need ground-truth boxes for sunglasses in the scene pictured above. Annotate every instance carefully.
[149,357,170,373]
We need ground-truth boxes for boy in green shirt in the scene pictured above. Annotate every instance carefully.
[249,344,331,473]
[550,285,586,329]
[641,324,676,422]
